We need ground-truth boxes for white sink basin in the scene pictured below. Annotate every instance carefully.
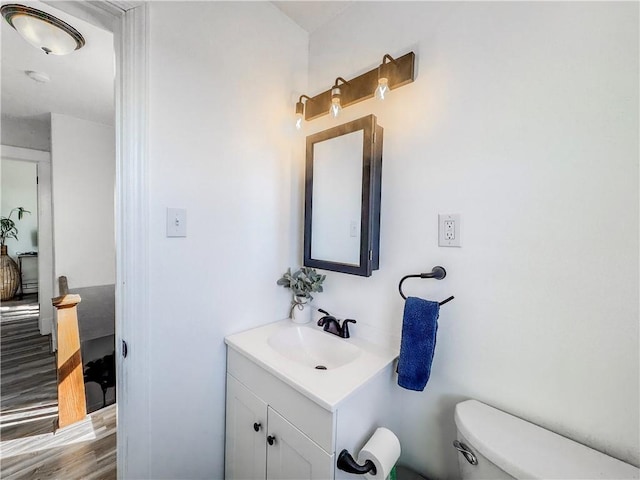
[267,326,361,370]
[225,319,398,410]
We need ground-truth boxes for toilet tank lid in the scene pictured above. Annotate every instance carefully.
[454,400,639,480]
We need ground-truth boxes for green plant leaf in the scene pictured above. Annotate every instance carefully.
[1,207,30,246]
[277,266,325,297]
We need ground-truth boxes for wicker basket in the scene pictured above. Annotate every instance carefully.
[1,245,20,301]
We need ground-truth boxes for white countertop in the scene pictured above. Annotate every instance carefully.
[224,319,398,411]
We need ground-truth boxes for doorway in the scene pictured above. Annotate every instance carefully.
[0,153,55,442]
[1,0,117,408]
[30,1,149,477]
[0,0,150,477]
[0,146,53,336]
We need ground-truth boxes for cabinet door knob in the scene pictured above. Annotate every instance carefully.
[253,422,261,432]
[267,435,276,446]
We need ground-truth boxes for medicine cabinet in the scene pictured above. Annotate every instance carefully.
[303,115,383,277]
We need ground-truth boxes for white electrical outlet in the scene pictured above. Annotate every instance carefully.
[439,214,461,247]
[444,220,455,240]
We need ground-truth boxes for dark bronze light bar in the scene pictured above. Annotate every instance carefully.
[301,51,415,121]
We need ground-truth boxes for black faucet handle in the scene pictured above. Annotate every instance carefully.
[340,319,357,338]
[317,309,332,327]
[317,314,337,327]
[319,317,341,335]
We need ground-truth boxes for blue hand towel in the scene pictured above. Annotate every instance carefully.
[397,296,440,391]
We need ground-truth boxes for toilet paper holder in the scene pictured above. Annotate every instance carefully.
[337,449,377,475]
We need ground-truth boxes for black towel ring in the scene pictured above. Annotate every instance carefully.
[398,266,455,306]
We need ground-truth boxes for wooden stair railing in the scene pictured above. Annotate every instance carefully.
[52,276,87,429]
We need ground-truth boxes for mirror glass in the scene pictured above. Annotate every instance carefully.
[311,130,363,265]
[304,115,382,277]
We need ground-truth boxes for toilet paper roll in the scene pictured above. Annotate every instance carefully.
[357,427,401,480]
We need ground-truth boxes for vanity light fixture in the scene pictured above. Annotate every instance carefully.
[375,54,398,101]
[296,51,415,124]
[295,95,312,131]
[329,77,349,118]
[330,86,342,118]
[1,4,85,55]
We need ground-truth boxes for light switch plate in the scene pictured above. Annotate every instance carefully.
[167,208,187,237]
[439,213,461,247]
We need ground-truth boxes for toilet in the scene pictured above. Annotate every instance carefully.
[454,399,640,479]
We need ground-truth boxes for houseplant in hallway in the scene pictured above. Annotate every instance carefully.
[277,266,326,324]
[0,207,30,300]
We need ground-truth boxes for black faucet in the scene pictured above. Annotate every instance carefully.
[317,309,357,339]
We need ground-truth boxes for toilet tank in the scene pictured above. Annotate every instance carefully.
[454,399,640,480]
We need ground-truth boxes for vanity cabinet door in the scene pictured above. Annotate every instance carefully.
[266,407,334,480]
[225,374,267,480]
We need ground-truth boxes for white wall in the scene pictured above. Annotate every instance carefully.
[146,2,307,478]
[1,114,51,152]
[50,113,115,289]
[307,2,639,478]
[1,159,38,261]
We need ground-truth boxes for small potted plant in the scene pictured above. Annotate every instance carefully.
[0,207,30,301]
[277,266,326,323]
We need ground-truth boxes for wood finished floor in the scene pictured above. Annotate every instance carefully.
[1,295,116,479]
[1,294,57,441]
[1,405,116,480]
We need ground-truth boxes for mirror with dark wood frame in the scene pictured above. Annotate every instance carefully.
[304,114,383,276]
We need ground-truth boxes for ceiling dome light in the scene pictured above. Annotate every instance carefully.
[1,4,85,55]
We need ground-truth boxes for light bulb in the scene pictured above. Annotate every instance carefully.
[375,77,390,101]
[330,86,342,118]
[294,98,306,131]
[376,55,396,101]
[330,98,341,118]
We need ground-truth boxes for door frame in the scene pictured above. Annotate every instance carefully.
[42,1,151,478]
[0,145,54,339]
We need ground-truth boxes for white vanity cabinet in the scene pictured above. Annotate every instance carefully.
[265,406,334,479]
[225,373,333,480]
[225,375,267,480]
[225,340,396,480]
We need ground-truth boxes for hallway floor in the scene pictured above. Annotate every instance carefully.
[1,294,57,441]
[1,404,116,479]
[1,294,116,479]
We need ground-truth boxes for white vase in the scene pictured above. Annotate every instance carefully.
[290,295,312,324]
